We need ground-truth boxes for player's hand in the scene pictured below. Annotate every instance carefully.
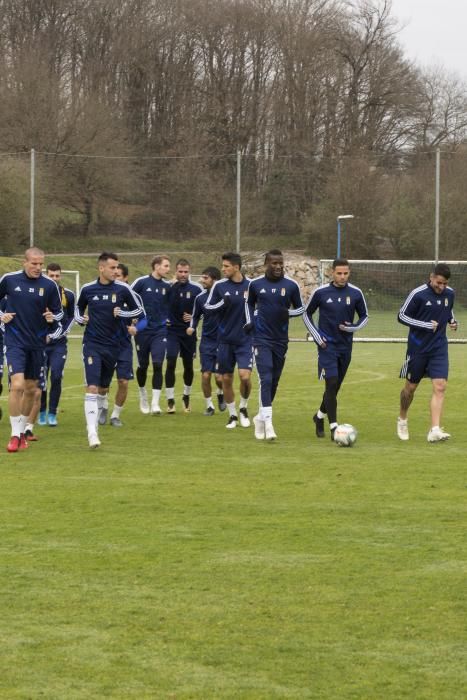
[449,319,458,331]
[1,312,16,323]
[127,325,137,336]
[186,327,195,336]
[45,335,51,344]
[183,312,192,323]
[319,338,327,349]
[82,314,89,325]
[431,320,439,332]
[113,307,121,317]
[243,322,253,334]
[43,307,54,323]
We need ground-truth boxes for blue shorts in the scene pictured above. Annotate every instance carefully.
[135,330,167,367]
[400,348,449,383]
[83,342,119,389]
[5,345,46,384]
[216,341,253,374]
[116,341,134,381]
[317,345,352,382]
[44,341,67,380]
[167,328,196,361]
[199,337,218,373]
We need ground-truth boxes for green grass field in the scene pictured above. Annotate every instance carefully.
[1,341,466,699]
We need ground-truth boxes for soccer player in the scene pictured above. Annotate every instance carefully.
[38,263,75,427]
[0,247,63,453]
[397,263,457,442]
[100,263,141,427]
[303,258,368,441]
[245,249,305,440]
[131,255,171,415]
[165,258,202,413]
[75,251,144,448]
[187,266,226,416]
[205,252,253,429]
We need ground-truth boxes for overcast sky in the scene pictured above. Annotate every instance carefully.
[390,0,467,80]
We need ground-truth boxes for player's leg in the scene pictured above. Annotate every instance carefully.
[165,331,179,413]
[215,373,226,411]
[110,378,129,427]
[179,334,196,413]
[135,335,150,414]
[5,346,36,451]
[254,345,274,440]
[39,346,51,425]
[25,384,42,441]
[237,343,253,428]
[199,339,216,415]
[398,351,424,440]
[97,386,109,425]
[149,333,165,414]
[47,344,67,426]
[427,378,450,441]
[83,343,102,448]
[218,344,238,428]
[313,347,337,439]
[110,341,134,426]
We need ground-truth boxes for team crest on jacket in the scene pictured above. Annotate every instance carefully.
[346,296,350,304]
[39,288,44,296]
[187,292,191,298]
[281,288,286,296]
[445,298,448,306]
[112,294,117,303]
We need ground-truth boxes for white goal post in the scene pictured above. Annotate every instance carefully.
[318,260,467,343]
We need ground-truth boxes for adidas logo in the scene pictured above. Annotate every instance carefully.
[14,286,21,291]
[326,298,333,303]
[146,287,152,291]
[425,301,432,306]
[260,288,266,293]
[92,295,99,300]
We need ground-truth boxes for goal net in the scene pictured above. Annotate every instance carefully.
[319,260,467,342]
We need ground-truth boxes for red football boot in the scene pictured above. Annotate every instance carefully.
[7,436,20,453]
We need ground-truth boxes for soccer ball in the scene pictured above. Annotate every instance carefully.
[334,424,357,447]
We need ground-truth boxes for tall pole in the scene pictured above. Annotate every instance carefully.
[435,147,440,263]
[337,218,341,258]
[236,148,241,253]
[30,148,35,247]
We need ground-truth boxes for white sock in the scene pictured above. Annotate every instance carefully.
[216,387,223,396]
[10,415,22,438]
[111,404,123,419]
[85,393,99,435]
[317,409,326,419]
[239,397,248,409]
[97,394,107,410]
[227,401,237,417]
[261,406,272,421]
[152,389,161,405]
[20,415,28,433]
[139,387,148,399]
[398,417,407,424]
[330,422,338,429]
[25,422,34,433]
[205,397,214,409]
[166,387,175,400]
[183,385,192,396]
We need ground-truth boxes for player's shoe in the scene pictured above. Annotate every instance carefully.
[88,433,101,449]
[427,427,450,443]
[6,436,20,453]
[264,420,277,441]
[226,415,238,429]
[47,413,58,427]
[253,414,265,440]
[25,429,38,442]
[330,426,336,442]
[38,411,47,426]
[182,394,191,413]
[110,417,123,427]
[217,394,227,412]
[139,396,150,415]
[313,414,325,438]
[98,407,108,426]
[167,399,176,414]
[204,406,215,416]
[397,418,409,441]
[239,407,250,428]
[151,401,162,415]
[19,433,29,450]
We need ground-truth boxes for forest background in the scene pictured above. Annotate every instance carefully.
[1,0,467,259]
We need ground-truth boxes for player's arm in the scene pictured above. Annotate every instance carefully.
[288,282,306,317]
[302,289,326,346]
[339,291,369,333]
[244,281,257,332]
[398,291,435,331]
[115,285,145,318]
[204,281,224,311]
[187,294,203,335]
[74,287,89,325]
